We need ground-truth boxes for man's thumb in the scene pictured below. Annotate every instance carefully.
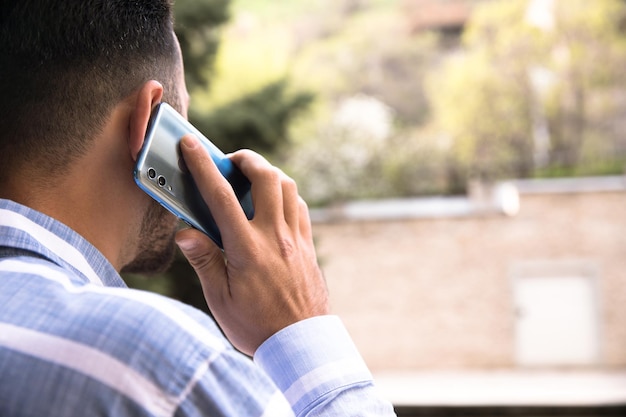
[175,229,224,277]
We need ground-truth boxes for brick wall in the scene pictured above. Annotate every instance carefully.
[312,188,626,372]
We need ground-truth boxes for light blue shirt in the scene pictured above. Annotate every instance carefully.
[0,199,395,416]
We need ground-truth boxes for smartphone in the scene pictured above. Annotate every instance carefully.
[133,102,254,248]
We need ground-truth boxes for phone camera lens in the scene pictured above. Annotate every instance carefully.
[147,168,157,179]
[157,176,166,187]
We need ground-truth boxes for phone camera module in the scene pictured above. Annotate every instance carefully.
[147,168,157,179]
[157,176,167,187]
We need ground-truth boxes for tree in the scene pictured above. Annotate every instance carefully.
[429,0,626,182]
[541,0,626,171]
[174,0,230,91]
[190,80,313,154]
[175,0,315,154]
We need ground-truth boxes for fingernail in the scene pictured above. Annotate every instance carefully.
[181,134,198,150]
[176,238,197,252]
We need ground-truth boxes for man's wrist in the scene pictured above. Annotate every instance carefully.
[254,315,373,414]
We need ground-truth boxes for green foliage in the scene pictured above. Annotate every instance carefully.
[289,2,439,125]
[174,0,231,91]
[189,80,313,153]
[430,0,626,182]
[278,1,452,202]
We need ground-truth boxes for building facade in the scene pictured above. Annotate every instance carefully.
[312,177,626,372]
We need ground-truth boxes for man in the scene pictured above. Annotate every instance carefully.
[0,1,396,416]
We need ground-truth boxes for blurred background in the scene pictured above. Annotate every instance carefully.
[125,0,626,415]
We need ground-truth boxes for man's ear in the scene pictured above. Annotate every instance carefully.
[128,80,164,161]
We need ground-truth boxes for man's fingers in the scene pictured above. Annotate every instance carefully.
[298,196,314,242]
[179,134,249,246]
[230,150,299,228]
[230,150,283,224]
[281,175,300,230]
[174,143,328,355]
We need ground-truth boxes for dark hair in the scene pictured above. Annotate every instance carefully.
[0,0,180,182]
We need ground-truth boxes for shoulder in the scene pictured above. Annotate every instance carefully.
[2,255,228,366]
[0,256,240,415]
[2,253,229,357]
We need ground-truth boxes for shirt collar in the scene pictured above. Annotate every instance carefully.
[0,199,126,288]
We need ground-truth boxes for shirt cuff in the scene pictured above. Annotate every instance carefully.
[253,315,373,415]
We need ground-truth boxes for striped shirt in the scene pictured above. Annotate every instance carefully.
[0,199,395,416]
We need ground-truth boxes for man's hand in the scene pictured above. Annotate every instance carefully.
[175,134,329,355]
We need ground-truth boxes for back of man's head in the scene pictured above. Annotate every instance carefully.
[0,0,179,184]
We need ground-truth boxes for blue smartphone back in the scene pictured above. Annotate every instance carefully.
[133,102,254,248]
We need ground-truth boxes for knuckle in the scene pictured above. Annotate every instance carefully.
[210,182,233,204]
[282,174,297,191]
[267,166,283,183]
[275,234,297,259]
[255,166,282,187]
